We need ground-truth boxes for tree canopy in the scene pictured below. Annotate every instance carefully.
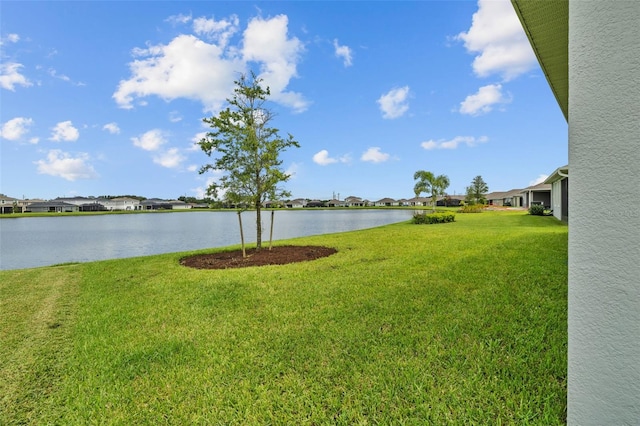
[465,175,489,205]
[199,72,300,250]
[413,170,450,212]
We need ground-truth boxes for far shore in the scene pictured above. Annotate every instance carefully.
[0,205,452,219]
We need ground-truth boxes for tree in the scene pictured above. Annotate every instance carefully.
[413,170,450,212]
[465,175,488,205]
[199,72,300,252]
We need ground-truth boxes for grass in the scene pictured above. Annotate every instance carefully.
[0,211,567,424]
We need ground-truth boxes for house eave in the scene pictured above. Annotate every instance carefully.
[512,0,568,121]
[544,165,569,184]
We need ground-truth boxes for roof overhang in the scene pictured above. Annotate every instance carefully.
[511,0,569,121]
[521,183,552,193]
[544,165,569,184]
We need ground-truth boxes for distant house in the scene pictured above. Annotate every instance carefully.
[26,201,79,213]
[189,203,210,209]
[102,197,142,211]
[0,194,40,213]
[486,189,524,207]
[79,201,108,212]
[305,200,325,208]
[544,165,569,222]
[168,200,191,210]
[0,194,19,214]
[286,199,306,208]
[344,196,365,207]
[437,195,464,207]
[407,197,429,207]
[55,197,109,211]
[374,198,397,207]
[140,199,173,210]
[22,199,45,211]
[264,200,286,208]
[140,199,191,210]
[521,183,551,209]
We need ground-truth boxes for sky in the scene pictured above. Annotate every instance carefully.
[0,0,567,201]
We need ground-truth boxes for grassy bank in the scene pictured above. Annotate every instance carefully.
[0,211,567,424]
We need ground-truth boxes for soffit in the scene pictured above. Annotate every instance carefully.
[512,0,569,121]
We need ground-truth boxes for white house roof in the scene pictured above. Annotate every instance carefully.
[0,194,19,202]
[486,189,522,200]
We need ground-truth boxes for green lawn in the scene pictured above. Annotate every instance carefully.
[0,211,567,424]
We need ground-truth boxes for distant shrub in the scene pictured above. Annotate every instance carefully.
[528,204,545,216]
[458,205,484,213]
[413,211,456,224]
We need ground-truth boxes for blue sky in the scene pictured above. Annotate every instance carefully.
[1,0,567,201]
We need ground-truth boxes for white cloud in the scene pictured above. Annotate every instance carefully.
[153,147,186,169]
[114,34,242,112]
[286,162,300,178]
[459,83,509,116]
[0,62,32,91]
[361,147,390,163]
[114,14,307,113]
[103,122,120,134]
[48,68,70,82]
[313,149,336,166]
[529,174,549,186]
[312,149,350,166]
[377,86,410,119]
[421,136,488,150]
[131,129,166,151]
[242,15,308,112]
[35,150,98,181]
[1,33,20,44]
[1,117,34,141]
[47,68,85,86]
[333,39,353,67]
[132,129,184,168]
[421,141,438,150]
[187,164,198,172]
[49,121,79,142]
[165,13,192,25]
[193,15,239,48]
[456,0,537,81]
[165,13,191,25]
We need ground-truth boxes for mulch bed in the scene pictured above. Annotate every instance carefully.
[180,245,337,270]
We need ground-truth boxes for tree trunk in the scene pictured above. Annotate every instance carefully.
[255,202,262,250]
[237,210,246,258]
[269,209,274,250]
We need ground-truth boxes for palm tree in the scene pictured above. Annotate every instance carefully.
[413,170,450,212]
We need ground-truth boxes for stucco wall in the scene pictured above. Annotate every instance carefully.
[568,1,640,424]
[550,180,562,221]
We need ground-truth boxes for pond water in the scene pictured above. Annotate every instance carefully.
[0,209,412,270]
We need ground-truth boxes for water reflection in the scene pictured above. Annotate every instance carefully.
[0,210,411,270]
